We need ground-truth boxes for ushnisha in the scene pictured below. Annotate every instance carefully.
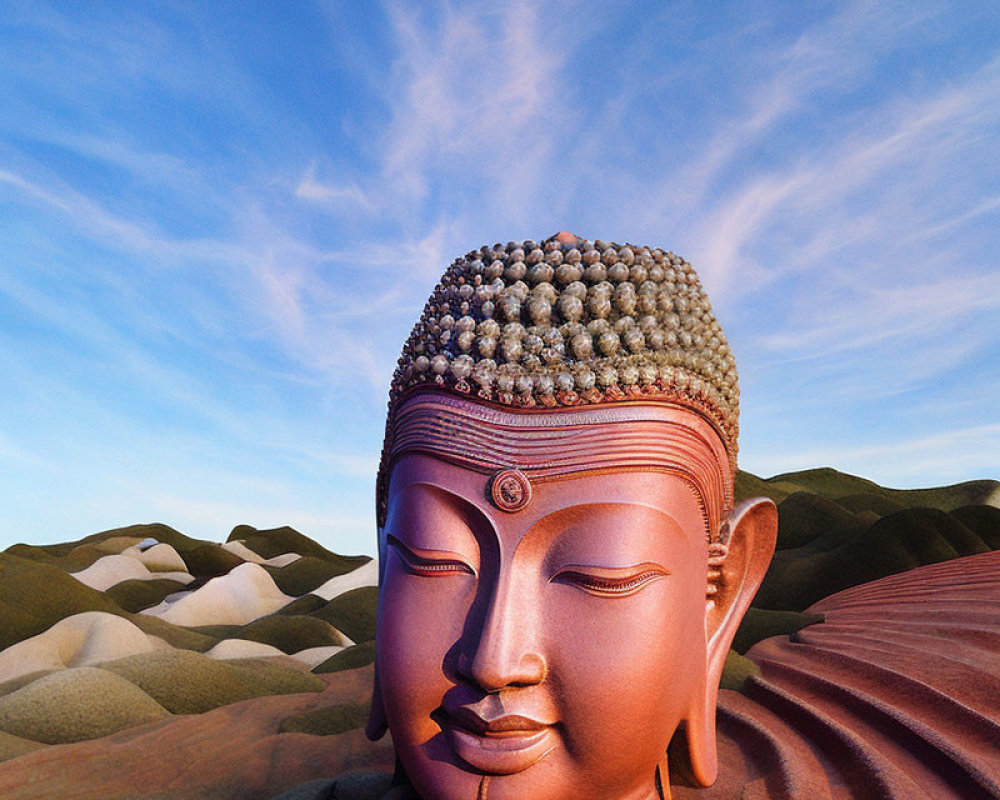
[388,232,739,461]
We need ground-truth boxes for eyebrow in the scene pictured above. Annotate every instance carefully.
[517,501,692,565]
[384,481,492,550]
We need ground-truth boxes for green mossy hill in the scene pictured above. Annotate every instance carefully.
[732,608,823,654]
[719,650,761,692]
[754,507,996,611]
[314,640,376,674]
[0,552,126,650]
[278,700,370,736]
[3,542,103,573]
[100,650,323,715]
[775,493,865,550]
[3,523,211,573]
[6,536,145,573]
[183,544,245,577]
[229,524,371,570]
[10,523,207,560]
[0,550,222,653]
[309,586,378,643]
[82,523,208,554]
[744,467,999,512]
[106,578,189,613]
[834,494,907,516]
[0,729,45,763]
[0,667,169,744]
[949,505,1000,548]
[230,614,348,654]
[734,471,791,505]
[227,657,328,693]
[278,594,328,616]
[188,623,243,640]
[267,556,369,596]
[0,670,57,699]
[126,614,221,653]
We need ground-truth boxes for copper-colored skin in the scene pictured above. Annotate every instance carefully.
[368,395,776,800]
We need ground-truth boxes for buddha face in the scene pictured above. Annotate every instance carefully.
[376,453,708,800]
[370,398,777,800]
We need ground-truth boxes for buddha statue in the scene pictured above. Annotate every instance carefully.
[365,232,778,800]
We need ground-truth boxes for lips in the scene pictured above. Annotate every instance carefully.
[436,703,557,775]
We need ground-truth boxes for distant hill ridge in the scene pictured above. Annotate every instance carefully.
[736,466,999,510]
[732,467,1000,615]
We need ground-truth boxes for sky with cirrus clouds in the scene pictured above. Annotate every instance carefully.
[0,1,997,555]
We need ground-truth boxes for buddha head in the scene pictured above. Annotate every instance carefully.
[367,233,777,800]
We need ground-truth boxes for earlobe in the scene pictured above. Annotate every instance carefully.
[684,496,778,786]
[366,661,388,741]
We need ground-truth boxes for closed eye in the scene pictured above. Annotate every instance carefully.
[387,534,476,577]
[551,564,668,597]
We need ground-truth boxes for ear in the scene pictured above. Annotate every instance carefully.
[366,659,388,741]
[684,496,777,785]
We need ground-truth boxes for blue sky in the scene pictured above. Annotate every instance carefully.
[1,1,997,555]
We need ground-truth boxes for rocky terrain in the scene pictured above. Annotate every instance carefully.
[0,468,995,798]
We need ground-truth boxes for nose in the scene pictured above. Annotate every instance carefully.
[459,580,547,692]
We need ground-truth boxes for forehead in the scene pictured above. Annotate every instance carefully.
[381,392,733,536]
[385,453,709,560]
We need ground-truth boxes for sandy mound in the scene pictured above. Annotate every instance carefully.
[70,554,151,591]
[222,540,302,567]
[0,729,45,763]
[140,562,294,627]
[105,577,190,613]
[266,552,303,567]
[234,614,350,653]
[309,586,378,643]
[183,544,245,577]
[120,542,188,572]
[206,639,286,660]
[0,612,169,684]
[314,641,375,674]
[0,552,129,651]
[287,645,346,668]
[0,666,169,744]
[101,649,323,714]
[70,554,193,592]
[312,559,379,601]
[86,536,144,556]
[0,663,393,799]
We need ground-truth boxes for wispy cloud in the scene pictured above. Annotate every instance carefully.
[377,1,565,214]
[295,161,372,208]
[748,424,1000,487]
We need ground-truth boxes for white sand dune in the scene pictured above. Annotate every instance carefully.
[70,554,193,592]
[204,639,286,660]
[286,645,348,668]
[88,536,144,556]
[312,558,379,601]
[0,612,170,684]
[120,542,188,572]
[140,562,294,627]
[138,588,195,616]
[71,554,149,591]
[264,552,301,567]
[221,540,302,568]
